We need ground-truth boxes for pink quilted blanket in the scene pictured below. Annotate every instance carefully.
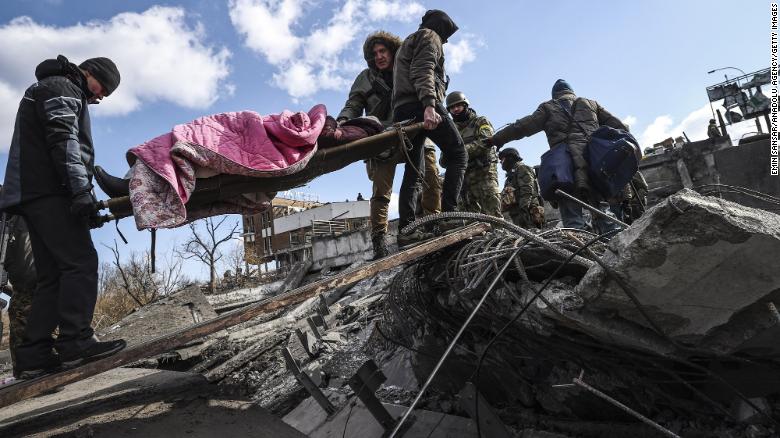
[127,105,326,229]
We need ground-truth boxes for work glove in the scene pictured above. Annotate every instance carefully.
[71,190,98,218]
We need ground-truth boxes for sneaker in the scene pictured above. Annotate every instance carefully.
[397,229,434,247]
[59,339,127,369]
[371,233,389,260]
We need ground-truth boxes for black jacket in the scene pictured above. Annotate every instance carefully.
[0,55,94,211]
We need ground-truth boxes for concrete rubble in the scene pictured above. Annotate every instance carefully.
[2,189,780,437]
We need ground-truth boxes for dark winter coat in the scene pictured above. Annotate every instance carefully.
[0,55,94,211]
[392,10,458,110]
[337,31,403,125]
[492,90,626,191]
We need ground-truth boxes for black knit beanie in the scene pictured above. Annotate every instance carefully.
[79,57,120,96]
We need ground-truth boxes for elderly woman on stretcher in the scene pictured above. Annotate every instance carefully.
[94,105,383,231]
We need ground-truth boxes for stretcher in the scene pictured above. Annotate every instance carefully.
[94,122,424,225]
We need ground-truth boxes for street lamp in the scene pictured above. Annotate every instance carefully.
[707,66,746,81]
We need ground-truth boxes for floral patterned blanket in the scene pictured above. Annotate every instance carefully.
[126,105,326,229]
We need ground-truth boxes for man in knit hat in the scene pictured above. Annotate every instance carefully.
[0,55,125,379]
[392,10,467,245]
[337,31,442,259]
[490,79,625,233]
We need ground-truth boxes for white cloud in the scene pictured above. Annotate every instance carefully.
[228,0,303,64]
[622,115,637,131]
[446,34,482,74]
[231,0,477,101]
[0,7,231,150]
[638,103,763,149]
[368,0,426,21]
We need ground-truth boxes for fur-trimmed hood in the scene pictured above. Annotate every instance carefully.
[362,30,403,70]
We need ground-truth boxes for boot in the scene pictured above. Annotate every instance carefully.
[94,166,130,198]
[397,228,434,248]
[432,219,466,236]
[371,233,389,260]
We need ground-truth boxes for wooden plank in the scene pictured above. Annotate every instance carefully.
[0,222,489,407]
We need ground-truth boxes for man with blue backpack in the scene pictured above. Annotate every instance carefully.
[489,79,632,234]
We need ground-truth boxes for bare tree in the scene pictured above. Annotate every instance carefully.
[103,240,188,306]
[179,217,239,294]
[225,241,245,276]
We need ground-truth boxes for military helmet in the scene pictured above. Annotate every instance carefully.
[446,91,469,109]
[498,147,521,161]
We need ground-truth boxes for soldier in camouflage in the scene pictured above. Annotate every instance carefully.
[446,92,502,217]
[497,148,544,228]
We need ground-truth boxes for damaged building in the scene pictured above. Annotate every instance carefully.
[1,129,780,437]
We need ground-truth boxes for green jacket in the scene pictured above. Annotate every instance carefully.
[392,28,449,110]
[504,161,539,210]
[337,68,393,125]
[493,90,627,191]
[454,109,496,167]
[338,31,403,126]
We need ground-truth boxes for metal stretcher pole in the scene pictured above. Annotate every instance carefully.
[97,123,424,223]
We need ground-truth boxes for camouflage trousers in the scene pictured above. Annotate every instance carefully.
[3,215,38,371]
[507,195,543,229]
[460,163,501,217]
[367,146,441,236]
[508,207,534,229]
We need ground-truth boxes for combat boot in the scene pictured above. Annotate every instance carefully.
[372,233,389,260]
[432,219,467,236]
[397,228,434,248]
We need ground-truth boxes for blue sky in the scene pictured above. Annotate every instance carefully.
[0,0,768,280]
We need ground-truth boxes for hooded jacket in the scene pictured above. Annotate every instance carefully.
[337,31,403,125]
[492,89,626,191]
[0,55,94,211]
[392,10,458,110]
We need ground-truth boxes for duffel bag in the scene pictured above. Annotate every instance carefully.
[538,143,576,201]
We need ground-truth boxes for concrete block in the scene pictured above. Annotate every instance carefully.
[577,190,780,346]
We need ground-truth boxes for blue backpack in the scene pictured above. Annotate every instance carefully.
[558,99,641,199]
[585,126,641,199]
[538,143,575,201]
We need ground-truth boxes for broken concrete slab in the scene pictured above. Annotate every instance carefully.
[208,278,285,313]
[99,286,218,347]
[280,261,314,292]
[309,400,478,438]
[577,189,780,347]
[0,368,208,435]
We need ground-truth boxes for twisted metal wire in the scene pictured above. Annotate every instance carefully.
[381,223,780,428]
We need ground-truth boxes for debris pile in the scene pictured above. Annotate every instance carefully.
[2,190,779,437]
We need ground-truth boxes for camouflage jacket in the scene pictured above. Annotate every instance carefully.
[501,161,539,211]
[455,108,496,168]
